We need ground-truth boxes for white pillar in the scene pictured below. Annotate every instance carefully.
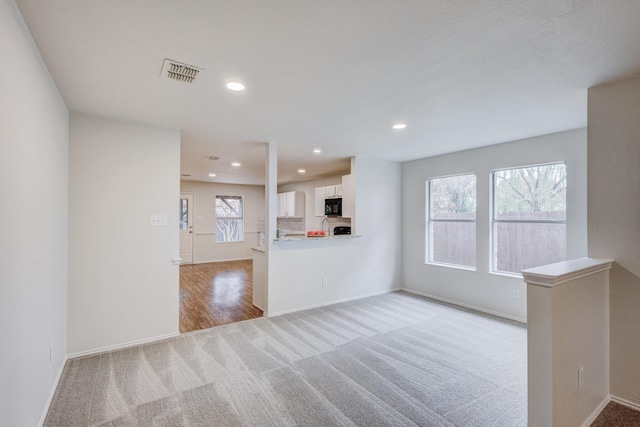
[252,142,277,314]
[264,142,278,314]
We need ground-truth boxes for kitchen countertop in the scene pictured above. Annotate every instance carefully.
[275,234,361,242]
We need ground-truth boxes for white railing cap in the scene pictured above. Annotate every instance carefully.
[522,257,613,288]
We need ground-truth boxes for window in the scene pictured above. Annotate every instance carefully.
[492,162,566,275]
[179,198,189,230]
[427,174,476,269]
[215,195,243,243]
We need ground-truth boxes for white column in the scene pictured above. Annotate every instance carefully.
[252,142,277,314]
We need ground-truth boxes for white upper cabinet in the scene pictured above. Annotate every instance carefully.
[277,193,287,217]
[324,185,336,198]
[314,187,326,217]
[277,191,305,218]
[314,183,347,216]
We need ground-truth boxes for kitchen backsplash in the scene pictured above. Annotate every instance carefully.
[277,217,352,236]
[277,218,305,235]
[313,217,352,231]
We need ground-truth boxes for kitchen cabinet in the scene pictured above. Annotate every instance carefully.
[324,185,337,198]
[277,191,305,218]
[324,184,343,198]
[314,187,326,217]
[314,184,345,216]
[277,193,287,217]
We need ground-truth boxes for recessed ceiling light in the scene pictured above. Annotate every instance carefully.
[231,162,241,167]
[208,173,216,177]
[226,82,245,91]
[313,148,322,154]
[298,169,306,174]
[392,123,407,130]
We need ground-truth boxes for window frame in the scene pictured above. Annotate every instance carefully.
[425,172,477,271]
[490,161,567,277]
[215,195,244,243]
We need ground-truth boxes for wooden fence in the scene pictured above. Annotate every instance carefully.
[430,213,566,273]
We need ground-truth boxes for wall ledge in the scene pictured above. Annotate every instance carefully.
[522,257,613,288]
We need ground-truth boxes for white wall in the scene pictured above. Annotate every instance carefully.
[0,1,69,425]
[588,74,640,405]
[401,129,587,321]
[267,157,402,315]
[180,181,264,263]
[68,113,180,355]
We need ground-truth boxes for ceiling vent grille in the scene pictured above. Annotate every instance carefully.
[160,59,203,83]
[204,155,221,161]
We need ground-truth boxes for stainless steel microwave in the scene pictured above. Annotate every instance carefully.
[324,197,342,217]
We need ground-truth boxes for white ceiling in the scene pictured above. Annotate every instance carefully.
[15,0,640,185]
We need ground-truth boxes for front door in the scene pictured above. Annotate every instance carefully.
[179,193,194,263]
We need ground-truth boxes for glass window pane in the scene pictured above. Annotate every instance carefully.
[427,174,476,269]
[494,163,566,221]
[430,175,476,220]
[215,195,243,242]
[179,199,188,230]
[216,196,242,218]
[216,219,244,243]
[494,222,566,274]
[430,221,476,267]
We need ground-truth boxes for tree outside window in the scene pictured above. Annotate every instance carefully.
[215,195,243,243]
[179,198,188,230]
[427,174,476,269]
[492,162,566,274]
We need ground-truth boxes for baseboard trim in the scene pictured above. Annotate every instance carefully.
[611,395,640,411]
[580,395,612,427]
[577,394,640,427]
[401,288,527,324]
[38,356,67,427]
[67,332,180,360]
[266,287,402,317]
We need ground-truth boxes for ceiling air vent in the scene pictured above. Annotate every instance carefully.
[160,59,203,83]
[204,155,221,161]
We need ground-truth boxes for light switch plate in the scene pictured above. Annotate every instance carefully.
[150,215,168,226]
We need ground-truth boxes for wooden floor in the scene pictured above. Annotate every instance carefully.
[179,259,263,333]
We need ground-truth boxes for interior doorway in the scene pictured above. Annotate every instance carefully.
[179,193,194,263]
[179,260,263,333]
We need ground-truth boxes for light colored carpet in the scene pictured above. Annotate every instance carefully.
[45,292,527,426]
